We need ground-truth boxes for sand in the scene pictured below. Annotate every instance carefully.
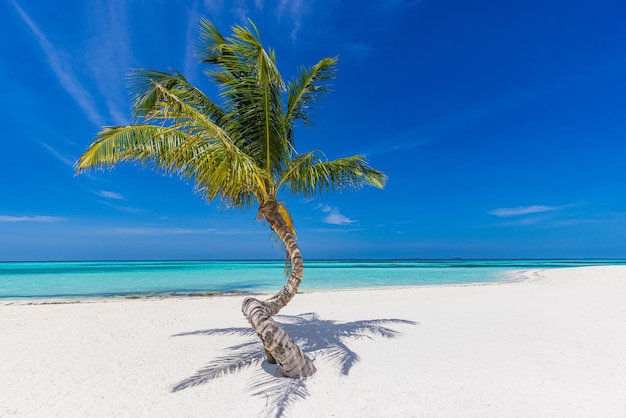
[1,266,625,417]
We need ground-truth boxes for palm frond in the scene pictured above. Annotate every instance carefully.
[176,136,268,207]
[286,57,337,126]
[76,123,268,207]
[76,84,270,208]
[196,18,226,59]
[127,69,225,122]
[74,125,185,172]
[146,83,230,140]
[195,18,289,179]
[278,152,387,198]
[77,18,386,213]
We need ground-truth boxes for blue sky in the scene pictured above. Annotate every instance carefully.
[1,0,625,261]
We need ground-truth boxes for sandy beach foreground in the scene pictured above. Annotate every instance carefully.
[1,266,625,417]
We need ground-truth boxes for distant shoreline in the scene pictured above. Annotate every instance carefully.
[2,257,625,263]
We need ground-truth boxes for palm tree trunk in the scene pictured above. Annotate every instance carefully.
[241,200,317,378]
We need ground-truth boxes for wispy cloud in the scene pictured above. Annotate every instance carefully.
[204,0,309,41]
[39,140,76,168]
[362,136,431,157]
[317,204,357,226]
[99,200,144,214]
[183,1,202,82]
[85,0,132,125]
[9,0,103,126]
[474,204,600,229]
[488,205,560,217]
[484,217,548,227]
[364,66,576,158]
[203,0,226,16]
[362,96,517,157]
[277,0,308,41]
[307,227,362,233]
[0,215,64,223]
[97,190,125,200]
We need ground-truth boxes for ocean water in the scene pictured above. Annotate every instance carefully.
[0,259,624,300]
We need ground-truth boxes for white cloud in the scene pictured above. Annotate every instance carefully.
[0,215,64,223]
[97,190,125,200]
[85,0,133,126]
[39,140,75,167]
[98,200,143,214]
[277,0,307,40]
[488,205,558,217]
[205,0,309,41]
[9,0,103,126]
[317,204,332,213]
[317,204,357,226]
[183,3,201,82]
[203,0,225,16]
[308,227,362,233]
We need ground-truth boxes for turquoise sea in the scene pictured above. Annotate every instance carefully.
[1,259,624,300]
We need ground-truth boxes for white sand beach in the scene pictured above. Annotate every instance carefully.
[1,266,625,417]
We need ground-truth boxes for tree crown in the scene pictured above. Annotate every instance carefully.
[76,18,386,211]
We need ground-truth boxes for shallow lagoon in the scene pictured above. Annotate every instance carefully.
[1,259,624,300]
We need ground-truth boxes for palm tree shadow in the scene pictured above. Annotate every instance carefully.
[171,313,417,417]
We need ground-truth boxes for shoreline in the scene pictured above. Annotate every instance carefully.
[0,268,537,305]
[3,259,625,302]
[2,266,625,416]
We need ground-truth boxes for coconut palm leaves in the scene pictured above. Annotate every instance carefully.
[76,17,385,208]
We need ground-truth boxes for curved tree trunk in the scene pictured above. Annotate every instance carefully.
[241,200,317,378]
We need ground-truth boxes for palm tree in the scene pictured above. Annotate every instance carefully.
[75,18,386,378]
